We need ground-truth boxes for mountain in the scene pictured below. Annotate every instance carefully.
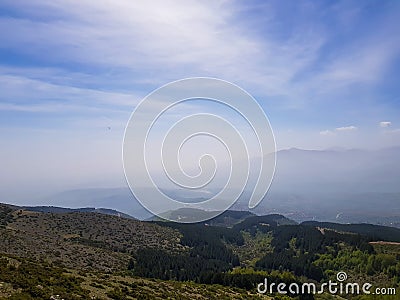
[148,208,255,227]
[151,207,220,223]
[25,147,399,226]
[21,205,136,219]
[205,210,256,227]
[41,187,152,220]
[246,191,400,226]
[233,214,297,234]
[271,147,400,194]
[230,147,400,225]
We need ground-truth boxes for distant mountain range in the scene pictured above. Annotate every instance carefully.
[14,147,399,226]
[39,187,153,220]
[270,146,400,194]
[236,146,400,225]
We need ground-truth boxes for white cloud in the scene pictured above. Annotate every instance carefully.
[320,130,336,136]
[319,125,358,136]
[335,126,358,132]
[0,0,327,99]
[0,73,140,110]
[0,0,398,108]
[379,121,391,128]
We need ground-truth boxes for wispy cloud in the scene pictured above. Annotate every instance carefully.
[320,130,335,136]
[1,1,399,107]
[0,72,140,111]
[319,125,358,136]
[0,0,337,101]
[379,121,392,128]
[335,126,358,132]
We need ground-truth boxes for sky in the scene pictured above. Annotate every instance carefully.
[0,0,400,202]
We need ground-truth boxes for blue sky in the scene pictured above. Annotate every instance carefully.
[0,0,400,201]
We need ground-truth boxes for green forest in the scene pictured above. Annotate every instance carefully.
[130,215,400,299]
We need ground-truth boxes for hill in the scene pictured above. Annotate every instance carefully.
[149,209,255,227]
[21,205,135,220]
[206,210,256,227]
[302,221,400,242]
[0,203,183,272]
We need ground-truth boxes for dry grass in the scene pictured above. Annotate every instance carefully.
[0,205,185,272]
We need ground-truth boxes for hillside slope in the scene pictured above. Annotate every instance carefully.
[0,203,183,272]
